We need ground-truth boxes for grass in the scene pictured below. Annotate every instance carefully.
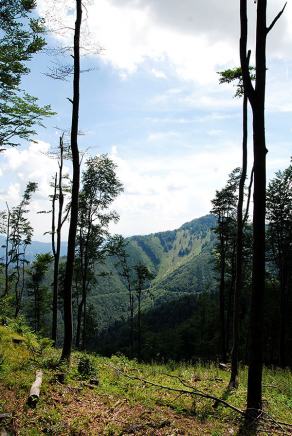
[0,322,291,435]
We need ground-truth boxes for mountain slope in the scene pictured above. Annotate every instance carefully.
[87,215,217,331]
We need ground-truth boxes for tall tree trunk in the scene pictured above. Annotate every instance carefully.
[229,93,248,389]
[61,0,82,362]
[246,0,267,412]
[240,0,286,413]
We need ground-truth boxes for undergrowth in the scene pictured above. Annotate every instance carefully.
[0,320,291,435]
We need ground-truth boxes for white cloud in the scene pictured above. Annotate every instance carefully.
[38,0,292,85]
[147,131,178,142]
[150,68,167,79]
[109,142,243,236]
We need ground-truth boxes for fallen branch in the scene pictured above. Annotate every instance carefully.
[27,370,43,408]
[110,365,244,415]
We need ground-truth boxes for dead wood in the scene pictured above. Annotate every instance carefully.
[110,365,244,415]
[27,370,43,408]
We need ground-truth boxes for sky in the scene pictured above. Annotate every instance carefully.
[0,0,292,241]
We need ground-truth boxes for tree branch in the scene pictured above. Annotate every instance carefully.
[266,3,287,34]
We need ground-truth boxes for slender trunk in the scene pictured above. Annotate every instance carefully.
[279,262,287,367]
[229,94,248,389]
[4,204,10,296]
[34,286,38,332]
[75,298,84,348]
[36,286,40,332]
[14,248,21,317]
[52,138,65,345]
[219,236,227,362]
[226,240,236,355]
[130,291,134,356]
[82,287,87,349]
[61,0,82,362]
[137,290,141,360]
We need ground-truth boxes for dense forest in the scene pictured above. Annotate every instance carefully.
[0,0,292,434]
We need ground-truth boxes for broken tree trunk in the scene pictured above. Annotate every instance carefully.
[27,370,43,408]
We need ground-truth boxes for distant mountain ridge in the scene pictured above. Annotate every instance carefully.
[0,236,67,261]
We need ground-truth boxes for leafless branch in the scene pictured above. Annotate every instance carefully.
[266,2,287,34]
[110,365,245,415]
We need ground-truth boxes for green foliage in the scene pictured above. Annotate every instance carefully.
[74,155,123,348]
[0,0,54,149]
[218,66,255,97]
[0,182,38,313]
[77,354,96,378]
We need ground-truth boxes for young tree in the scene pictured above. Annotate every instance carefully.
[211,169,239,362]
[240,0,286,413]
[0,182,38,316]
[75,155,123,349]
[0,0,53,149]
[109,235,135,355]
[49,135,71,345]
[61,0,82,362]
[27,253,53,332]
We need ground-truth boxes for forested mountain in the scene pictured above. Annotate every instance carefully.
[82,214,217,332]
[0,214,217,341]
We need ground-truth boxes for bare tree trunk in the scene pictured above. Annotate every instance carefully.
[61,0,82,362]
[239,0,287,413]
[52,137,65,346]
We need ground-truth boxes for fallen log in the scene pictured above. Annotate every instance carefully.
[27,370,43,408]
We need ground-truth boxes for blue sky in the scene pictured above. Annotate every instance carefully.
[0,0,292,241]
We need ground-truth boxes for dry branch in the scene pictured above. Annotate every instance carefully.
[110,365,244,415]
[111,365,292,433]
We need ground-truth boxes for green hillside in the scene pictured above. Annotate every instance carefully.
[89,215,216,318]
[86,215,217,338]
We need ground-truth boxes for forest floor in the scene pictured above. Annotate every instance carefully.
[0,322,292,436]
